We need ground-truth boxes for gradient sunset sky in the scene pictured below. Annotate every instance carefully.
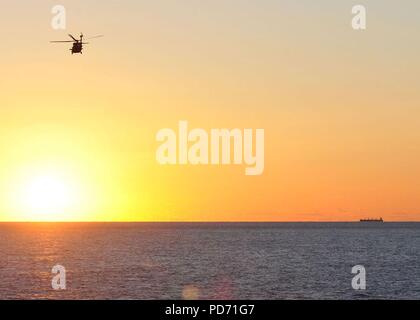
[1,0,419,221]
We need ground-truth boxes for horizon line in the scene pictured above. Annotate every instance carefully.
[0,220,419,223]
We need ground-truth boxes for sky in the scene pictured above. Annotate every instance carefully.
[0,0,420,221]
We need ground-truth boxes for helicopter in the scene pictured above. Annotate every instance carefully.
[50,33,103,54]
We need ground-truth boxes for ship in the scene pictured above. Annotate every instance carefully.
[360,218,384,222]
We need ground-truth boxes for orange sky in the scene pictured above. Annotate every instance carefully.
[0,1,420,221]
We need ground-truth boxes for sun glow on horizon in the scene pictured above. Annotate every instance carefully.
[9,169,85,221]
[22,174,76,218]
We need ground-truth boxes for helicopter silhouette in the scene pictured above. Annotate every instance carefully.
[50,33,103,54]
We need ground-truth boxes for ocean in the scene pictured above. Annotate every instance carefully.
[0,222,419,300]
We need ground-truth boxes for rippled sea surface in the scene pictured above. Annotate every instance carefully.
[0,223,419,300]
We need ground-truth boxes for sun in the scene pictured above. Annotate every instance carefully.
[23,175,75,214]
[13,171,81,221]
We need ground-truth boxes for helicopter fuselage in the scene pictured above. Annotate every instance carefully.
[71,42,83,54]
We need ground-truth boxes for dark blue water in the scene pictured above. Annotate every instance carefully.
[0,223,419,299]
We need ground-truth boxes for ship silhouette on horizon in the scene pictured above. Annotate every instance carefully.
[360,217,384,222]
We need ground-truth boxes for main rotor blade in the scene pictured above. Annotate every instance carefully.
[86,35,104,40]
[50,41,74,43]
[68,34,78,41]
